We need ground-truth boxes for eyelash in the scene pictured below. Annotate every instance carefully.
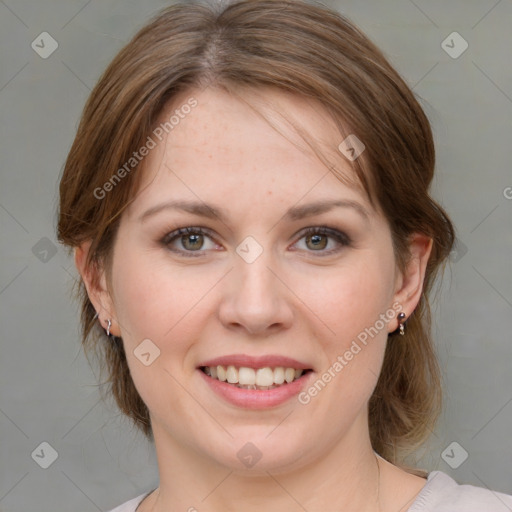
[160,226,351,258]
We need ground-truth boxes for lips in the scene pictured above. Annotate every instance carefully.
[197,354,314,408]
[199,354,312,370]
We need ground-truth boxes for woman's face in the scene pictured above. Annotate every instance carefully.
[85,86,426,473]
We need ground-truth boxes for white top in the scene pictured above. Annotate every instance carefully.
[107,470,512,512]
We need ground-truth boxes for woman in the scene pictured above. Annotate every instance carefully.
[57,1,512,511]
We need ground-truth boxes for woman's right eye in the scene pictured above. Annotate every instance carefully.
[161,227,220,257]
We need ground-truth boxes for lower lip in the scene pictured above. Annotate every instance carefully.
[198,369,312,409]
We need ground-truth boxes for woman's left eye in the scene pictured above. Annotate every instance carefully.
[160,226,351,257]
[293,226,351,255]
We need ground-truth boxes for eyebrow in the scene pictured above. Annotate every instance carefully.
[138,198,370,224]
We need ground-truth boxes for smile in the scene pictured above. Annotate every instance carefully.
[200,365,310,389]
[197,354,314,408]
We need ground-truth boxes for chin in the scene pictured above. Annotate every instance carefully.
[200,428,314,474]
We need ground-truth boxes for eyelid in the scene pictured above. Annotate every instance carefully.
[161,226,216,245]
[160,226,221,256]
[291,226,351,256]
[296,226,351,245]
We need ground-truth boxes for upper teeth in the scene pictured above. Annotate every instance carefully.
[203,366,304,386]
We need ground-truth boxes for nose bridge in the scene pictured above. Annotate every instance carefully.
[234,240,279,306]
[219,236,293,334]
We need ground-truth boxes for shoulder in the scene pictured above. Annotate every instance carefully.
[408,470,512,512]
[106,492,149,512]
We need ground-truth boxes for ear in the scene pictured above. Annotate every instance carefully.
[74,241,121,337]
[390,233,433,332]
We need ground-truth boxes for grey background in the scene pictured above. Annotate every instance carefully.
[1,0,511,510]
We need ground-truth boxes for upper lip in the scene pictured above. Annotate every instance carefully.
[198,354,312,370]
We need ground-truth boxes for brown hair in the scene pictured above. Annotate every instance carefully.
[57,0,455,470]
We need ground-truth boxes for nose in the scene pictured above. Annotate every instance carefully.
[217,247,294,337]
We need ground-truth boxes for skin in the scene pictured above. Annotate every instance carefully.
[76,86,432,512]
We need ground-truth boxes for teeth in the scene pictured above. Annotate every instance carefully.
[238,367,256,385]
[202,365,306,388]
[217,365,227,382]
[274,367,285,385]
[256,367,274,387]
[226,365,238,384]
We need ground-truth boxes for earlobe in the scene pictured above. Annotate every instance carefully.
[391,233,433,332]
[74,241,120,337]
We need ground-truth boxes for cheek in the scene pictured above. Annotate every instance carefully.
[295,254,395,346]
[110,248,218,379]
[110,250,203,422]
[294,253,395,409]
[112,248,191,341]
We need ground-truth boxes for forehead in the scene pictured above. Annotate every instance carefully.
[166,86,339,147]
[126,86,370,218]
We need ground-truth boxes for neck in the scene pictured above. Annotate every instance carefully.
[145,415,382,512]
